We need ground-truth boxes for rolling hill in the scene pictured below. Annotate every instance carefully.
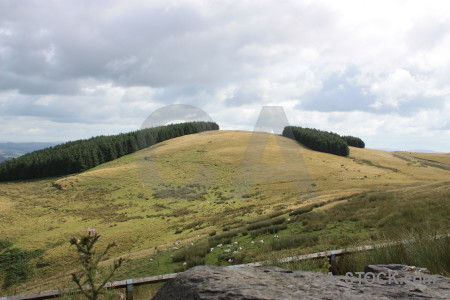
[0,130,449,294]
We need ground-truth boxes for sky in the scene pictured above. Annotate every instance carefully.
[1,0,449,152]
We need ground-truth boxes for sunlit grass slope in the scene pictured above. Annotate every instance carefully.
[396,151,450,166]
[0,130,449,294]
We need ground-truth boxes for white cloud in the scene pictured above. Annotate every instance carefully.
[370,69,425,108]
[0,0,449,151]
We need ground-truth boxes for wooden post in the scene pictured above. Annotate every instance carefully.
[328,250,337,275]
[126,279,134,300]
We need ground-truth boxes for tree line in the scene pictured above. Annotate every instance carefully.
[282,126,365,157]
[0,121,219,182]
[341,135,365,148]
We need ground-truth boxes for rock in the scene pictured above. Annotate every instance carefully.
[364,264,430,275]
[152,265,450,300]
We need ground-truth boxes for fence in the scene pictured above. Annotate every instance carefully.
[3,234,448,300]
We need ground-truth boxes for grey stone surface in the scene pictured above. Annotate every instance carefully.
[152,265,450,300]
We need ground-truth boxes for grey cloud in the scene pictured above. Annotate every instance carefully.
[0,95,121,124]
[225,88,260,107]
[0,72,79,95]
[0,0,338,96]
[149,85,219,107]
[141,104,213,129]
[299,74,375,112]
[1,98,78,122]
[0,0,449,152]
[389,97,447,116]
[298,72,447,116]
[0,1,213,93]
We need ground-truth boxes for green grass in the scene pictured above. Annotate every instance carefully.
[267,234,319,251]
[267,227,450,277]
[107,185,449,280]
[0,241,44,289]
[247,216,286,231]
[250,224,287,238]
[335,228,450,277]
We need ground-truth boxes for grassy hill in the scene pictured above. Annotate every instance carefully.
[394,151,450,169]
[0,130,449,294]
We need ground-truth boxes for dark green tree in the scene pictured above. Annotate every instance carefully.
[283,126,350,156]
[341,135,365,148]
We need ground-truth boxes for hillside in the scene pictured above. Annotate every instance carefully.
[0,130,449,294]
[0,122,219,181]
[394,151,450,170]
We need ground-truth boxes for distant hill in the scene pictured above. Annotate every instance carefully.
[0,122,219,181]
[0,142,60,162]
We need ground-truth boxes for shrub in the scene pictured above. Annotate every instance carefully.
[289,206,314,216]
[172,241,210,263]
[267,211,287,219]
[167,207,195,218]
[183,220,203,231]
[247,216,271,225]
[303,222,326,232]
[208,230,241,247]
[289,203,324,216]
[0,241,44,289]
[250,224,288,238]
[0,240,12,250]
[247,217,286,231]
[186,255,205,268]
[268,234,319,251]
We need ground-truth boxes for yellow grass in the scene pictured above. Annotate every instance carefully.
[397,151,450,166]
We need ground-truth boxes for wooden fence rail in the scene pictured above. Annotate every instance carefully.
[3,234,448,300]
[0,273,179,300]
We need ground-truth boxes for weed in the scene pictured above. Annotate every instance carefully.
[69,230,124,300]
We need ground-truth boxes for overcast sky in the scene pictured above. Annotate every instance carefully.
[1,0,449,151]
